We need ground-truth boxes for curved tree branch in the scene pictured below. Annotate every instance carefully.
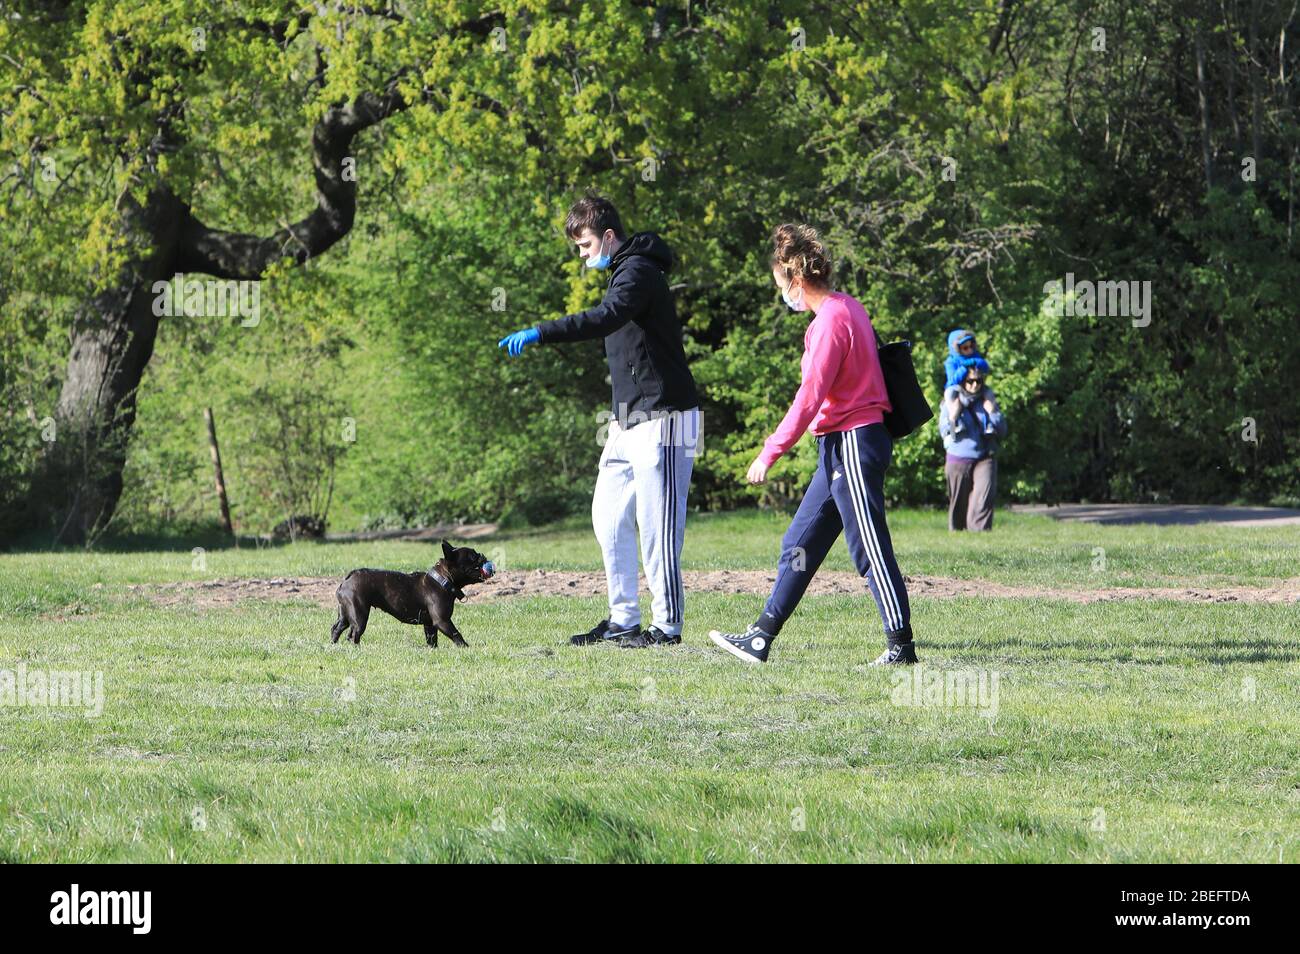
[175,80,410,279]
[174,8,513,280]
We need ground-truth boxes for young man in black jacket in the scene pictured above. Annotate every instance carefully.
[499,194,701,648]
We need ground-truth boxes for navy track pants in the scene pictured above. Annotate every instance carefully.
[757,422,912,640]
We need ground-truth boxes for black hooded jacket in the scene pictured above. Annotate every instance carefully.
[535,232,699,422]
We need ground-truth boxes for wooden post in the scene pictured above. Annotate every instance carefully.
[204,407,234,535]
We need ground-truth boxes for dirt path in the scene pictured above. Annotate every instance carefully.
[1010,503,1300,527]
[128,568,1300,608]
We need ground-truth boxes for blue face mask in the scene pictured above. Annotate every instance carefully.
[585,234,612,270]
[781,282,807,312]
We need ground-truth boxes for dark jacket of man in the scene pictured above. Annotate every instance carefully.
[536,232,699,421]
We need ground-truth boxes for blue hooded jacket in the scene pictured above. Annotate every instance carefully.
[944,328,991,388]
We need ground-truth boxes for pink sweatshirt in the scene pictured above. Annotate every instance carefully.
[759,291,891,468]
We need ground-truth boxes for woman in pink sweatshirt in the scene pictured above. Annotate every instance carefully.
[709,224,916,665]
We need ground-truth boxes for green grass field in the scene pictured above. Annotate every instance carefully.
[1,510,1297,862]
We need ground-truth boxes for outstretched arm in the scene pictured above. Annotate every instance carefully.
[535,265,649,343]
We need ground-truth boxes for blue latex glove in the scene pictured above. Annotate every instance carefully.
[498,327,540,357]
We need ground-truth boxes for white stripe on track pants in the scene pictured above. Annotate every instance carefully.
[592,407,699,636]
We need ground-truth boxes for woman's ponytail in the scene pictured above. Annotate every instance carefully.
[770,223,833,288]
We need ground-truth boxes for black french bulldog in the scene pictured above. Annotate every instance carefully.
[331,540,495,648]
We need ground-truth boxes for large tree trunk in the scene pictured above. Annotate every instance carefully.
[32,5,511,544]
[46,189,184,543]
[43,84,412,544]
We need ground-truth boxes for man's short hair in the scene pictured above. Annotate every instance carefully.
[565,193,626,240]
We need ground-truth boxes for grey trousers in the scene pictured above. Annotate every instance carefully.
[946,456,997,531]
[592,407,700,635]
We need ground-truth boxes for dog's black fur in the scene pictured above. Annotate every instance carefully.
[331,540,494,647]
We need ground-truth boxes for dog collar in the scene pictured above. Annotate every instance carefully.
[428,566,467,602]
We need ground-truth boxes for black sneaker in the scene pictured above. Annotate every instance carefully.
[569,619,639,646]
[870,641,919,666]
[707,625,772,663]
[618,625,681,648]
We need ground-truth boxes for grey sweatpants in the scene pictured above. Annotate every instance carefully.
[946,456,997,531]
[592,407,700,635]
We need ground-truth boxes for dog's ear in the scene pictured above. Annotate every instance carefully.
[441,539,455,560]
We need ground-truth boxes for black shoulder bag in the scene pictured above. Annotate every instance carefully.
[873,328,934,440]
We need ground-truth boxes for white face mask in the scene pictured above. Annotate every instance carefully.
[781,281,808,312]
[584,234,612,270]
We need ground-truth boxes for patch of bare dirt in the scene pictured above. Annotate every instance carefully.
[323,522,498,543]
[127,569,1300,609]
[1010,503,1300,527]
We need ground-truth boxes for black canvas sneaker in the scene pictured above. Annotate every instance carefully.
[707,625,773,663]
